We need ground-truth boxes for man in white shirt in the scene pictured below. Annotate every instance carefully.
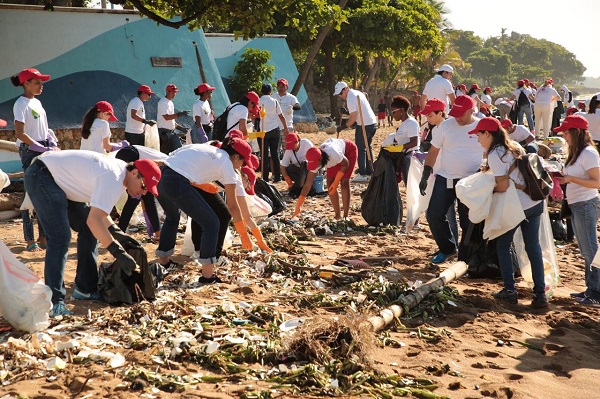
[258,83,289,182]
[510,80,535,132]
[125,85,156,146]
[193,83,216,142]
[420,64,456,113]
[533,78,561,139]
[273,78,300,152]
[419,95,483,264]
[24,151,161,317]
[281,132,314,197]
[334,81,377,182]
[157,84,188,154]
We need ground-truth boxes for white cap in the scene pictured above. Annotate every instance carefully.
[333,81,348,95]
[436,64,454,73]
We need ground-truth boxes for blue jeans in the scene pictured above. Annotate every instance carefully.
[155,167,220,265]
[355,124,377,175]
[496,201,545,296]
[570,196,600,299]
[19,143,46,242]
[24,160,99,304]
[426,175,470,259]
[118,192,161,233]
[517,104,534,132]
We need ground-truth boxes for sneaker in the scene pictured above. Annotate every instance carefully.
[198,275,223,285]
[431,251,455,264]
[531,294,548,309]
[493,288,518,304]
[351,175,369,183]
[570,291,586,299]
[161,259,181,269]
[577,296,600,307]
[49,303,73,318]
[72,287,103,301]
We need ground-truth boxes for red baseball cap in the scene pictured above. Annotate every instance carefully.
[285,133,300,150]
[277,78,289,87]
[578,101,586,110]
[134,159,161,196]
[166,84,179,93]
[249,154,259,170]
[18,68,50,85]
[0,118,6,128]
[245,91,260,106]
[230,137,253,166]
[458,84,466,91]
[196,83,215,94]
[306,147,322,171]
[448,95,475,117]
[553,115,588,133]
[484,86,492,93]
[566,107,578,116]
[228,129,244,140]
[471,84,481,90]
[523,79,530,84]
[468,117,502,134]
[420,98,446,115]
[138,85,154,95]
[517,80,524,86]
[241,166,257,195]
[96,100,118,122]
[545,78,553,84]
[500,119,513,129]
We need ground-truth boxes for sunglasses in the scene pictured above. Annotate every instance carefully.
[138,173,147,191]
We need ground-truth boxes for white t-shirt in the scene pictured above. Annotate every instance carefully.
[346,89,377,126]
[423,75,454,112]
[281,138,313,167]
[259,95,283,132]
[534,86,559,104]
[39,150,127,214]
[125,96,145,134]
[157,97,176,130]
[193,99,212,125]
[13,96,49,142]
[431,117,483,179]
[311,138,346,172]
[509,125,534,143]
[487,146,540,211]
[563,145,600,204]
[582,110,600,141]
[80,118,111,153]
[273,92,299,129]
[513,88,533,106]
[381,116,420,149]
[165,144,242,188]
[225,103,248,136]
[132,145,169,162]
[481,94,492,105]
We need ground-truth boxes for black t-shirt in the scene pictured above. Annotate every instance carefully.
[377,103,387,113]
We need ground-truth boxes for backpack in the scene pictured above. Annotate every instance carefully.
[517,90,530,107]
[510,153,553,201]
[212,103,241,141]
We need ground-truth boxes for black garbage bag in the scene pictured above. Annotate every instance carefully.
[361,149,403,226]
[254,178,286,216]
[462,222,519,279]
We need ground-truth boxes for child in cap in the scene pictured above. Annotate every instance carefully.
[80,101,129,154]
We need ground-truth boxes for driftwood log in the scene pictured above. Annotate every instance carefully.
[0,193,24,212]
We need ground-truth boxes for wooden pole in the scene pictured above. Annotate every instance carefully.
[356,95,374,172]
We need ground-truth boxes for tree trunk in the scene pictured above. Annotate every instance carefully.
[324,48,337,120]
[353,55,358,89]
[291,0,349,96]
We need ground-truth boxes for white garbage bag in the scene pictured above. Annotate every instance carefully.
[144,124,160,151]
[483,181,525,240]
[405,154,434,232]
[455,171,495,224]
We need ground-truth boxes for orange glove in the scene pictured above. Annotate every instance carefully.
[328,171,345,196]
[284,176,293,188]
[251,227,273,253]
[192,182,220,194]
[292,195,306,218]
[234,220,253,250]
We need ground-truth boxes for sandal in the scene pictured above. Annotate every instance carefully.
[27,243,43,252]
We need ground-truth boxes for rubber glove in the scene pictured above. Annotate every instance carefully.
[284,176,293,188]
[111,140,130,152]
[108,224,142,249]
[142,119,156,126]
[234,220,253,250]
[419,165,433,196]
[28,140,51,153]
[292,195,306,218]
[107,241,136,276]
[177,110,189,117]
[251,227,273,253]
[328,171,345,195]
[192,182,220,194]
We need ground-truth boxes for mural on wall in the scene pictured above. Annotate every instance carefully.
[0,5,315,131]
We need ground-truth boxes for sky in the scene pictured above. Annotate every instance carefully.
[441,0,600,77]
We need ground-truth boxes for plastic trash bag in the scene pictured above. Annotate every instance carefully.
[455,171,495,224]
[483,181,525,240]
[405,153,434,232]
[247,194,272,218]
[144,124,160,151]
[0,240,52,332]
[513,202,560,298]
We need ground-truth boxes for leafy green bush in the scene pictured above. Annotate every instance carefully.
[229,48,275,100]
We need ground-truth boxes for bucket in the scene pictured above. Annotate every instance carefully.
[312,175,325,193]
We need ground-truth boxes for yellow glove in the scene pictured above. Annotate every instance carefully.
[234,220,253,250]
[192,182,220,194]
[251,227,273,253]
[328,171,345,195]
[284,176,293,188]
[292,195,306,218]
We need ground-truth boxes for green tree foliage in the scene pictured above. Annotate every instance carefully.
[451,30,483,60]
[467,47,511,87]
[228,48,274,100]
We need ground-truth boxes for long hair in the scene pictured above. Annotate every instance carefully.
[487,126,524,164]
[320,150,330,168]
[221,137,244,160]
[566,127,596,166]
[10,75,22,87]
[467,88,477,96]
[81,106,99,139]
[588,95,599,114]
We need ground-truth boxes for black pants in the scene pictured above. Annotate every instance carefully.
[158,128,183,155]
[125,132,145,146]
[191,188,231,258]
[257,128,281,181]
[118,192,161,233]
